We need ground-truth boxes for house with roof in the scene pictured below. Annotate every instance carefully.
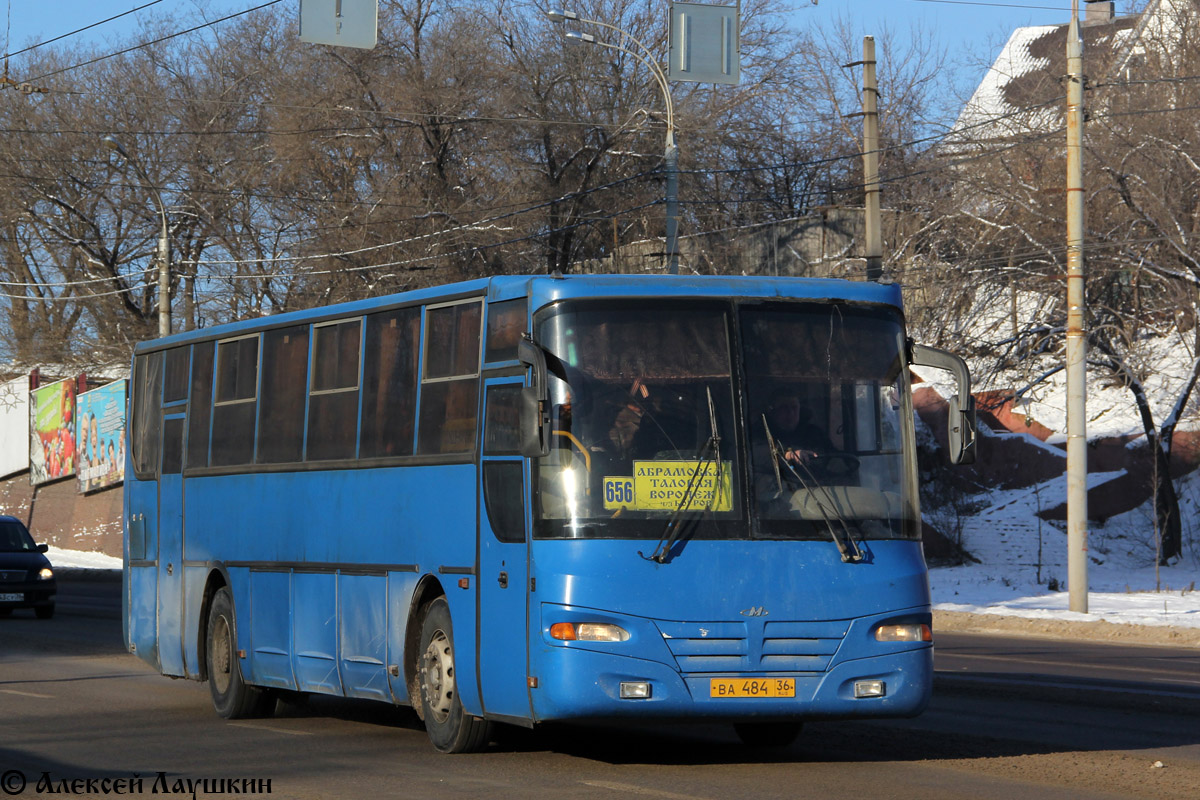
[947,0,1197,150]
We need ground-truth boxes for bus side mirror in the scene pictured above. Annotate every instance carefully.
[518,337,551,458]
[909,342,977,466]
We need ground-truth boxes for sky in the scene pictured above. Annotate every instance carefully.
[0,1,1087,90]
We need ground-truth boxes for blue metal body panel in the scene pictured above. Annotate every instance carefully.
[293,572,340,694]
[339,574,389,701]
[123,476,160,666]
[527,538,931,722]
[157,467,185,676]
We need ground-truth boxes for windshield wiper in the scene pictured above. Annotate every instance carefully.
[765,417,863,564]
[641,387,723,564]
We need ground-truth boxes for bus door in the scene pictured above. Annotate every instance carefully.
[157,412,186,676]
[477,379,532,722]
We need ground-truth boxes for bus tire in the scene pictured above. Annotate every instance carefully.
[206,587,273,719]
[418,597,491,753]
[733,721,802,747]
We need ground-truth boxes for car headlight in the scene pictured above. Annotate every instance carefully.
[36,567,53,581]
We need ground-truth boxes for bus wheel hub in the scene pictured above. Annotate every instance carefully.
[421,630,455,722]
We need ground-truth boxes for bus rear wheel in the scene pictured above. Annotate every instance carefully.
[733,721,802,747]
[418,597,491,753]
[206,587,273,719]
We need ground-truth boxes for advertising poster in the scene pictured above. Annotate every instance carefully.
[29,377,77,486]
[0,376,30,479]
[76,380,127,493]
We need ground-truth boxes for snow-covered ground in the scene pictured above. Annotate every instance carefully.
[46,546,121,571]
[914,298,1200,632]
[929,456,1200,630]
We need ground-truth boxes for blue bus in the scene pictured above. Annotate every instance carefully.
[123,274,975,752]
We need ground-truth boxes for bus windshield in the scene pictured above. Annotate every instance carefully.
[532,300,919,542]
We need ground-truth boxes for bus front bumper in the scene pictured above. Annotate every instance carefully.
[527,645,932,723]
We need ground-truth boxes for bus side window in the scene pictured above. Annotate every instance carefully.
[360,307,420,458]
[258,325,310,464]
[187,341,214,469]
[130,352,163,478]
[307,319,362,461]
[163,347,190,406]
[418,301,481,455]
[484,298,526,363]
[211,336,259,467]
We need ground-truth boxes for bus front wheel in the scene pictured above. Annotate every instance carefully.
[418,597,491,753]
[206,587,273,719]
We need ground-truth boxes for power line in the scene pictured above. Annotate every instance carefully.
[27,0,284,85]
[2,1,166,60]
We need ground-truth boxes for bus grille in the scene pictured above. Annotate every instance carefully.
[656,619,850,674]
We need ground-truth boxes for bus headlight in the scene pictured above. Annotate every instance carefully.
[874,623,931,642]
[549,622,630,642]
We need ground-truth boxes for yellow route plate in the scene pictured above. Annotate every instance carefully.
[709,678,796,698]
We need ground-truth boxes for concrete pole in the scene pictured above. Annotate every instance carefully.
[1065,3,1088,613]
[157,226,171,338]
[862,36,882,282]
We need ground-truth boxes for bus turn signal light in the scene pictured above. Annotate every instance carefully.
[549,622,630,642]
[874,623,932,642]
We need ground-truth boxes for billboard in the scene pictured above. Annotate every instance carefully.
[76,380,127,493]
[29,377,77,486]
[0,376,30,478]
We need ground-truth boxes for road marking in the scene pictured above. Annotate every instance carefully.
[579,780,712,800]
[228,722,313,736]
[0,689,53,699]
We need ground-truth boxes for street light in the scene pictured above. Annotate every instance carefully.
[102,134,171,338]
[547,8,679,274]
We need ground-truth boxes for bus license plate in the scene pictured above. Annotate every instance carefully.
[710,678,795,698]
[0,593,22,602]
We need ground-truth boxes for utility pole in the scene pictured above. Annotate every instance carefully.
[849,37,882,281]
[1065,1,1088,613]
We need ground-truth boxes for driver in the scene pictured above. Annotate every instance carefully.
[762,388,833,468]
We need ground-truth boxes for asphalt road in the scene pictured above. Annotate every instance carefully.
[1,576,1198,799]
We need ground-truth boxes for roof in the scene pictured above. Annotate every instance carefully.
[132,274,907,355]
[948,14,1139,148]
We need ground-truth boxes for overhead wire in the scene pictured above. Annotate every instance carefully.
[1,1,166,61]
[26,0,284,85]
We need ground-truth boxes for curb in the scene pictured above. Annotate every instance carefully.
[934,609,1200,648]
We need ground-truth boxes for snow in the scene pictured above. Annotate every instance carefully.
[46,546,121,571]
[928,458,1200,630]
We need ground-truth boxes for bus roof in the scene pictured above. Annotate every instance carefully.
[134,274,904,354]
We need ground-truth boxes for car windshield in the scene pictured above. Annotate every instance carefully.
[531,299,918,542]
[0,520,38,552]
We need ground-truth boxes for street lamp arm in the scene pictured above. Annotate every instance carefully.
[547,10,679,274]
[549,11,672,134]
[569,32,673,136]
